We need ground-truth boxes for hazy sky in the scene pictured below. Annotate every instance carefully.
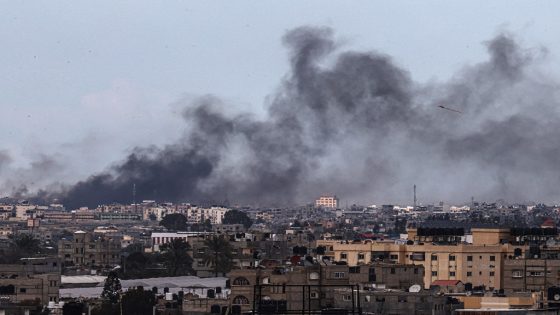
[2,1,560,204]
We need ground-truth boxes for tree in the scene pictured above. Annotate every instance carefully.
[159,213,189,231]
[202,235,234,277]
[101,271,122,304]
[11,233,41,255]
[160,238,193,276]
[222,210,253,229]
[121,287,157,315]
[0,234,43,263]
[203,219,213,231]
[123,252,149,278]
[62,301,85,315]
[91,301,118,315]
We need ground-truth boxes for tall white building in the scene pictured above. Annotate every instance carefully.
[185,206,229,224]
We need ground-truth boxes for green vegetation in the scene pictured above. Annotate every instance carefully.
[101,271,122,304]
[159,213,189,231]
[223,209,253,229]
[160,238,194,276]
[202,235,234,277]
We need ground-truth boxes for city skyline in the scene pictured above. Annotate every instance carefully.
[3,2,560,206]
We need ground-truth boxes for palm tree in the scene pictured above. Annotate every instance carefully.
[160,238,193,276]
[202,235,234,277]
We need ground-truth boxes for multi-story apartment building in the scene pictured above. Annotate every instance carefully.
[315,196,339,209]
[316,227,536,290]
[151,231,211,251]
[185,206,229,225]
[58,231,121,269]
[227,263,453,314]
[0,257,61,304]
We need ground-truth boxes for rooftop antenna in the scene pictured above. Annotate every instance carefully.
[413,184,417,209]
[133,183,137,214]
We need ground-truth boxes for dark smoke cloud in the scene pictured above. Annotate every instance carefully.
[10,27,560,208]
[0,150,11,169]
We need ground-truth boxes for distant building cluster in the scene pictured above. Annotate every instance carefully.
[2,196,560,314]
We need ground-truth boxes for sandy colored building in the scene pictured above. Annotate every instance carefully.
[315,196,339,209]
[0,257,61,304]
[228,262,425,314]
[58,231,121,269]
[317,227,532,290]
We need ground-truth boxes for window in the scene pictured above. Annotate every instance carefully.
[390,254,398,260]
[349,267,360,274]
[449,255,455,261]
[431,255,438,261]
[490,256,495,261]
[467,256,473,261]
[431,271,438,276]
[334,272,346,278]
[233,296,249,305]
[343,295,352,301]
[490,271,495,277]
[340,252,347,259]
[310,292,319,299]
[467,272,472,277]
[390,268,395,274]
[512,270,523,278]
[529,271,544,277]
[358,253,365,260]
[411,252,425,261]
[20,288,26,293]
[233,277,250,285]
[450,271,456,277]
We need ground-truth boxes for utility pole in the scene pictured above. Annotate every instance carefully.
[413,184,417,209]
[133,183,138,215]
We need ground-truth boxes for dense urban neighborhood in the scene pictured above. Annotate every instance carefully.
[2,195,560,314]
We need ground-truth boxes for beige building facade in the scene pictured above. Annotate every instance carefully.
[317,228,530,290]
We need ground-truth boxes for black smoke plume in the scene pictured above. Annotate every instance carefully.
[9,27,560,208]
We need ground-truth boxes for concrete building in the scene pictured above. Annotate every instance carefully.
[316,227,533,290]
[150,231,211,251]
[333,288,458,315]
[185,206,229,225]
[0,257,61,304]
[228,262,427,314]
[58,231,121,269]
[315,196,339,209]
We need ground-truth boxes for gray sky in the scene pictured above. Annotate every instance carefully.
[2,1,560,203]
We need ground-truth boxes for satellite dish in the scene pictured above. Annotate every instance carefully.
[409,284,422,293]
[554,293,560,301]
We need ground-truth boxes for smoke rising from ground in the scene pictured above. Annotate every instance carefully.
[5,26,560,208]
